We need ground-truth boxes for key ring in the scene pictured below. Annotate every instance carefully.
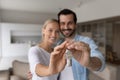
[66,50,73,67]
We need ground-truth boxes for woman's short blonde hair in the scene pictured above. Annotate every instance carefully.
[42,19,58,29]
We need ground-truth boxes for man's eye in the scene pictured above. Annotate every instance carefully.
[69,22,73,25]
[60,23,65,26]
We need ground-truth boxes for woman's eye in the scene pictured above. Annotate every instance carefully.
[56,31,59,33]
[48,29,52,32]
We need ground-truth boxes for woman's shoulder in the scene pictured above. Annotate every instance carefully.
[29,45,46,53]
[29,45,40,52]
[29,45,38,50]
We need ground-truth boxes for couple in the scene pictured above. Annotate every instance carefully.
[28,9,105,80]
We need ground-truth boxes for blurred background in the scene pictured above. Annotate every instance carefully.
[0,0,120,80]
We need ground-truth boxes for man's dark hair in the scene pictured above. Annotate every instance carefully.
[58,9,77,24]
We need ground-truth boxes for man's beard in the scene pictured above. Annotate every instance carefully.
[61,29,75,38]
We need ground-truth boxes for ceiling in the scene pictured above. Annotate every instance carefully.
[0,0,82,13]
[0,0,93,23]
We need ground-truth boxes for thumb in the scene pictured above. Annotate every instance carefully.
[60,41,68,48]
[54,41,67,51]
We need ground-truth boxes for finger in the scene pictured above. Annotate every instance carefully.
[76,42,90,51]
[51,51,59,55]
[66,40,74,47]
[60,40,68,48]
[60,47,66,57]
[67,41,89,50]
[78,42,89,47]
[67,41,76,50]
[52,46,66,57]
[74,45,90,54]
[54,41,67,51]
[55,45,66,57]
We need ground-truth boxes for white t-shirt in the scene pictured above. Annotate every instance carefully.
[59,50,74,80]
[59,66,74,80]
[28,46,59,80]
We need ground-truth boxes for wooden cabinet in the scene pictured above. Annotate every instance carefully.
[112,24,120,58]
[77,21,106,56]
[77,16,120,62]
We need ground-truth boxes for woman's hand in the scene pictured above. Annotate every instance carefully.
[48,41,67,75]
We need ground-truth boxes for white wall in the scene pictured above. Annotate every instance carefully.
[0,12,2,58]
[1,23,42,57]
[0,24,1,58]
[73,0,120,22]
[0,23,42,70]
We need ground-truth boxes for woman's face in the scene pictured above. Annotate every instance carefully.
[43,22,60,45]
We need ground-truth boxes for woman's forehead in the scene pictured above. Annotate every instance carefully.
[46,22,59,29]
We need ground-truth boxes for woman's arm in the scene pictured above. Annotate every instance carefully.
[35,41,67,76]
[35,64,50,76]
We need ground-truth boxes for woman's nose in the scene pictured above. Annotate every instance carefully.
[51,32,56,37]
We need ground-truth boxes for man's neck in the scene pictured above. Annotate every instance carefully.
[65,32,76,40]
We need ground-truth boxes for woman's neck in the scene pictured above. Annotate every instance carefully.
[39,42,53,53]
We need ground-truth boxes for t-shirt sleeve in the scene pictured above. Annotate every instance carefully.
[28,47,41,74]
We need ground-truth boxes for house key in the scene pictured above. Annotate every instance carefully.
[66,50,73,67]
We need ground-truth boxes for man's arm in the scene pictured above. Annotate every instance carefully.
[66,41,105,71]
[87,57,102,71]
[27,71,32,80]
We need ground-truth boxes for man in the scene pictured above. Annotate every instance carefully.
[28,9,105,80]
[57,9,105,80]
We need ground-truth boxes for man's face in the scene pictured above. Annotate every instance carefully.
[59,14,76,38]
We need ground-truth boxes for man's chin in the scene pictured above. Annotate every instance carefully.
[63,31,75,37]
[63,34,71,38]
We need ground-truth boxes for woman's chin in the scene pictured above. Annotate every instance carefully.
[49,41,56,45]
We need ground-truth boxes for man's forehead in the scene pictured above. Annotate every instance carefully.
[60,14,73,18]
[59,15,74,22]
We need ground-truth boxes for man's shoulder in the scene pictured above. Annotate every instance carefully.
[58,38,65,45]
[75,34,92,41]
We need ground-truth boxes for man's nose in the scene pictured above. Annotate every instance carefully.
[64,24,69,29]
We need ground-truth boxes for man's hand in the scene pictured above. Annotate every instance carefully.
[27,71,32,80]
[66,40,102,71]
[66,41,91,67]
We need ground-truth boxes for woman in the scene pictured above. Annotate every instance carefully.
[28,19,67,80]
